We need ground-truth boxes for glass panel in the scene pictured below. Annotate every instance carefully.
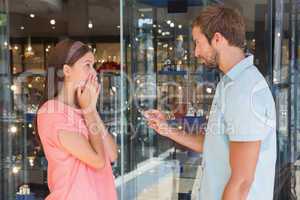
[1,0,121,199]
[0,0,14,199]
[121,0,273,199]
[273,0,300,199]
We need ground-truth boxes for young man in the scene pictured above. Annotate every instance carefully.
[144,5,276,200]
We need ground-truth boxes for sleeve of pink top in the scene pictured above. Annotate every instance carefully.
[37,111,82,149]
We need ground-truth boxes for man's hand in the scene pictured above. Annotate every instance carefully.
[143,109,205,153]
[143,109,172,137]
[143,109,167,123]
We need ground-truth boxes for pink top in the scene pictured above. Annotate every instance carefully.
[37,99,117,200]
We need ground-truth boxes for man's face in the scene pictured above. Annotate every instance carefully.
[192,26,217,68]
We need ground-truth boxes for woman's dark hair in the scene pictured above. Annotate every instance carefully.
[34,39,91,145]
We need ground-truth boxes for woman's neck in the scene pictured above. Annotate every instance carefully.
[56,84,78,109]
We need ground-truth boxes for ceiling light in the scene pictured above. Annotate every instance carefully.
[10,126,17,133]
[170,23,175,28]
[88,20,93,29]
[50,19,56,25]
[206,87,212,94]
[27,46,32,52]
[20,26,25,30]
[178,24,182,29]
[10,85,17,91]
[12,166,20,174]
[29,14,35,18]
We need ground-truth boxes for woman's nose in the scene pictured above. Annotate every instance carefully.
[90,68,97,76]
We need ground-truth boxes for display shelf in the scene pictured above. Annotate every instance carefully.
[167,116,206,126]
[158,70,187,76]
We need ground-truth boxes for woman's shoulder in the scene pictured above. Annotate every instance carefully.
[37,99,82,124]
[37,99,68,118]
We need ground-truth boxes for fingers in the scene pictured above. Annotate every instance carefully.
[76,86,82,97]
[96,83,101,95]
[83,74,91,90]
[144,112,161,122]
[148,121,159,131]
[145,109,159,115]
[85,74,99,91]
[143,109,157,118]
[145,109,164,118]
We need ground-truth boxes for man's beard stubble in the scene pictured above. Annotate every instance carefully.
[203,49,218,69]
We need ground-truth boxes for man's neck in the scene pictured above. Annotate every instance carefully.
[218,47,245,74]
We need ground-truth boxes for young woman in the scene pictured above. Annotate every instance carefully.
[36,39,118,200]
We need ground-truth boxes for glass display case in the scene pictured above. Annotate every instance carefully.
[2,0,300,199]
[273,0,300,199]
[119,0,220,199]
[98,69,122,177]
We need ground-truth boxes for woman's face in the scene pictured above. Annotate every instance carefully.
[64,52,97,88]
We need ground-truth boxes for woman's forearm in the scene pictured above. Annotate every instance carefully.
[83,110,106,166]
[103,133,118,162]
[84,110,118,162]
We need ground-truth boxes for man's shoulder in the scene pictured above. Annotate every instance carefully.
[225,65,274,110]
[230,65,270,93]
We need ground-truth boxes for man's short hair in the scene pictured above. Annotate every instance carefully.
[192,5,246,48]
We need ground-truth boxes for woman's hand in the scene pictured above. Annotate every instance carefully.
[77,74,100,112]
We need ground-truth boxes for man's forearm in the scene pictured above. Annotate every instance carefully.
[165,127,204,153]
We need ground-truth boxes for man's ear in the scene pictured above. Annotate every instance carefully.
[63,64,72,78]
[212,32,227,47]
[213,32,222,43]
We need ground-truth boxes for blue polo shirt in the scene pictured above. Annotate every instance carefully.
[199,55,277,200]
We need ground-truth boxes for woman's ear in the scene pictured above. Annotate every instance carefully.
[63,64,72,78]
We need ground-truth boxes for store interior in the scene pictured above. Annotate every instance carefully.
[1,0,299,199]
